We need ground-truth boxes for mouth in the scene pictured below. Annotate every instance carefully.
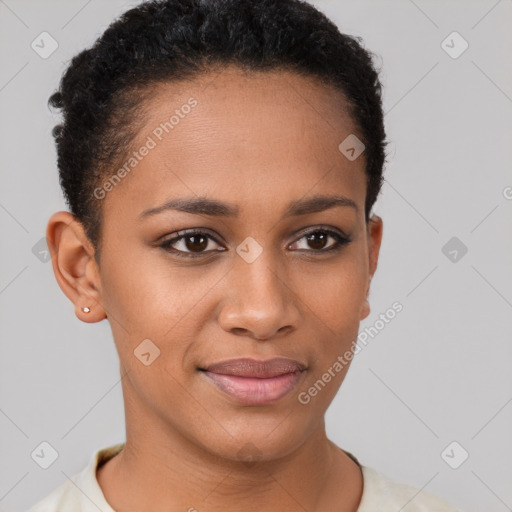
[199,357,306,406]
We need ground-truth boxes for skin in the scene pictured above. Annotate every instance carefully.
[47,66,383,512]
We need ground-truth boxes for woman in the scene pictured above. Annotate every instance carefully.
[29,0,460,510]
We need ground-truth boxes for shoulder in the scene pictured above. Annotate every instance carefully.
[27,443,124,512]
[26,478,80,512]
[358,465,461,512]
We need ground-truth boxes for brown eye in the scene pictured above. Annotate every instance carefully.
[160,230,225,257]
[305,232,329,250]
[184,234,209,252]
[289,228,350,252]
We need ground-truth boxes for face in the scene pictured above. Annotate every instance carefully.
[51,66,383,462]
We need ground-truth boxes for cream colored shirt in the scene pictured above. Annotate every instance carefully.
[28,443,460,511]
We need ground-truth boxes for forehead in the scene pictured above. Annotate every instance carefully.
[101,66,366,219]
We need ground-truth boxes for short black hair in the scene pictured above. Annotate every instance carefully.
[49,0,387,255]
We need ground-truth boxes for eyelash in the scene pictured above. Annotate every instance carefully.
[158,227,351,259]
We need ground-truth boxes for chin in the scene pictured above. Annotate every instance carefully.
[196,426,308,465]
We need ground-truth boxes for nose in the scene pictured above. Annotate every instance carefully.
[217,254,301,341]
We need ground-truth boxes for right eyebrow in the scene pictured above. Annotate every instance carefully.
[138,197,240,220]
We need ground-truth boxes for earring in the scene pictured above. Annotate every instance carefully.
[82,306,91,313]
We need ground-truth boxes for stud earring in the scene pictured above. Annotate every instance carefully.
[82,306,91,313]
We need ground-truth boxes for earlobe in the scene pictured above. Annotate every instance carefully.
[360,281,371,320]
[46,211,106,323]
[360,299,370,321]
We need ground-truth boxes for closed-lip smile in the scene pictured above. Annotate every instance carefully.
[199,357,306,405]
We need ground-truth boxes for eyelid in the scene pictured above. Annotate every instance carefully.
[290,224,349,242]
[159,227,223,244]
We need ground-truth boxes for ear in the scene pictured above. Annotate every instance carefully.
[46,211,106,323]
[360,214,383,321]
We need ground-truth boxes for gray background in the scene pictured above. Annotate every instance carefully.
[1,0,511,511]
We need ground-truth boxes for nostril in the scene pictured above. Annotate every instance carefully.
[231,327,249,336]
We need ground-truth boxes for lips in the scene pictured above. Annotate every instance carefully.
[200,357,306,405]
[204,357,306,378]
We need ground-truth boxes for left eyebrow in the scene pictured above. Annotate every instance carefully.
[283,194,359,217]
[138,194,358,220]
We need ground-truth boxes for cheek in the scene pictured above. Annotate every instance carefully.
[98,244,225,386]
[294,263,366,412]
[295,254,368,334]
[323,273,366,333]
[99,240,200,331]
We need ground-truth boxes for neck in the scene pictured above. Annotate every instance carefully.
[97,386,363,512]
